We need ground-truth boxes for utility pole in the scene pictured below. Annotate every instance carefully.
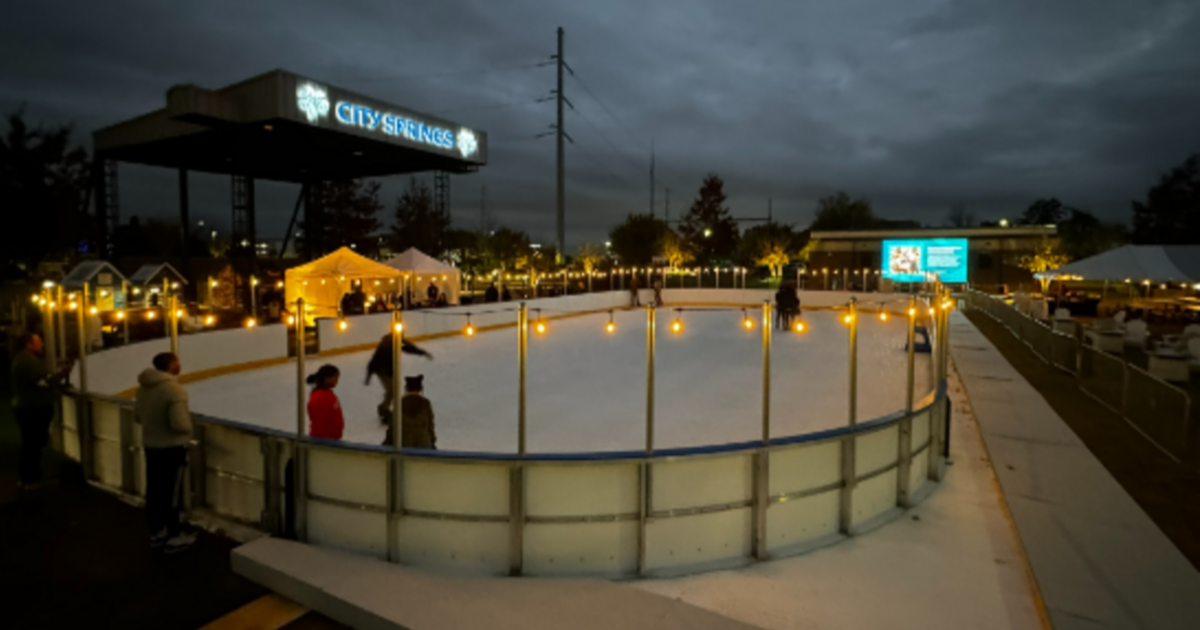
[649,140,656,218]
[554,27,568,264]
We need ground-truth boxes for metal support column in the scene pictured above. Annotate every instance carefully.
[646,305,656,453]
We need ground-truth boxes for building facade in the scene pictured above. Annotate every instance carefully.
[807,226,1057,292]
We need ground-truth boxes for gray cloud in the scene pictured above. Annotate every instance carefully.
[2,0,1198,249]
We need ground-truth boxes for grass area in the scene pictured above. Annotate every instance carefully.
[965,310,1200,571]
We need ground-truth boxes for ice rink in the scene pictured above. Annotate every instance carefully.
[186,308,933,453]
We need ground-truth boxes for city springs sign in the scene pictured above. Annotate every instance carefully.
[295,82,479,159]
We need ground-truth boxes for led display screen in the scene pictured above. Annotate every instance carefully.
[881,239,968,283]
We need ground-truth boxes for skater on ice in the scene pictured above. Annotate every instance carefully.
[306,364,344,441]
[367,334,433,425]
[383,375,437,449]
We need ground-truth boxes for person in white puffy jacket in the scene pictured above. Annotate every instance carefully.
[135,352,195,554]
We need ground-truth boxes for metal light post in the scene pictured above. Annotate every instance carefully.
[76,285,89,394]
[518,303,528,455]
[906,295,916,413]
[761,300,771,443]
[168,295,179,355]
[295,298,306,438]
[848,298,858,426]
[392,310,403,449]
[646,305,656,453]
[120,280,130,345]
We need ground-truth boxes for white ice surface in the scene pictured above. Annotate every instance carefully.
[186,309,932,453]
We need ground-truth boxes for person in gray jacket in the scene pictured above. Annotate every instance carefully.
[135,352,195,553]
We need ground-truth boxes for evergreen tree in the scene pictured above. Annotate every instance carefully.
[1132,155,1200,244]
[678,174,738,264]
[390,177,451,256]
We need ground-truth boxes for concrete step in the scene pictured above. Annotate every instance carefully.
[232,538,765,630]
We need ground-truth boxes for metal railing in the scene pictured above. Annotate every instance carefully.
[50,288,953,579]
[965,290,1194,463]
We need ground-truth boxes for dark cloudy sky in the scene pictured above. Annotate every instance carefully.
[3,0,1198,249]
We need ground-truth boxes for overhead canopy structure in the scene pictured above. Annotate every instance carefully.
[1038,245,1200,284]
[385,248,461,305]
[284,247,401,322]
[89,69,488,271]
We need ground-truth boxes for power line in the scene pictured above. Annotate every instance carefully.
[336,61,546,84]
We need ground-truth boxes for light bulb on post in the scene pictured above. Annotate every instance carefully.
[843,313,853,325]
[246,318,257,328]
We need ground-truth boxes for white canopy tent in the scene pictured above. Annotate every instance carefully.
[384,248,461,305]
[284,247,402,323]
[1038,245,1200,284]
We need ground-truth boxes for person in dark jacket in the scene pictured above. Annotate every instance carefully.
[484,283,499,303]
[774,283,800,329]
[629,274,641,307]
[426,281,439,306]
[10,332,73,490]
[366,334,433,423]
[383,375,436,448]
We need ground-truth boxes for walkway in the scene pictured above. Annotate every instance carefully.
[951,310,1200,629]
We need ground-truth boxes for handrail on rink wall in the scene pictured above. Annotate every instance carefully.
[53,289,950,579]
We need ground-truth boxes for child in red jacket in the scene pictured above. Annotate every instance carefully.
[306,364,344,440]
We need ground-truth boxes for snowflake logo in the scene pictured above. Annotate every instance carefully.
[296,83,330,124]
[457,128,479,158]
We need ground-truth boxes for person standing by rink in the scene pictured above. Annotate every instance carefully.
[652,277,664,307]
[366,334,433,425]
[306,365,344,441]
[10,332,73,491]
[383,375,436,449]
[629,274,641,307]
[135,352,195,553]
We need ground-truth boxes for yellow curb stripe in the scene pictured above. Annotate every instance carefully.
[197,593,308,630]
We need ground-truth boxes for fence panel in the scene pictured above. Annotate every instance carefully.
[1078,346,1125,413]
[1125,367,1191,460]
[1049,333,1079,375]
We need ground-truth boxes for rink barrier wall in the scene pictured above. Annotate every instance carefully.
[53,289,947,580]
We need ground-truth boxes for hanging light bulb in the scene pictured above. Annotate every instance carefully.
[742,309,754,330]
[287,315,296,326]
[147,310,156,320]
[606,310,616,334]
[338,319,348,332]
[116,310,125,320]
[928,307,935,316]
[246,318,257,328]
[204,315,215,326]
[176,310,184,319]
[69,302,78,311]
[89,306,98,315]
[908,307,916,317]
[671,317,684,334]
[879,311,888,322]
[843,313,853,324]
[535,319,547,335]
[464,314,475,337]
[793,319,806,333]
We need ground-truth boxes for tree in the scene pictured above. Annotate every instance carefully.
[678,174,738,264]
[1020,198,1068,226]
[1057,208,1125,260]
[574,242,605,291]
[390,177,450,256]
[483,227,531,274]
[1131,155,1200,244]
[945,203,976,228]
[609,213,669,266]
[1018,237,1070,292]
[443,228,487,278]
[739,223,797,277]
[808,191,876,231]
[299,179,384,258]
[0,108,92,266]
[657,229,694,269]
